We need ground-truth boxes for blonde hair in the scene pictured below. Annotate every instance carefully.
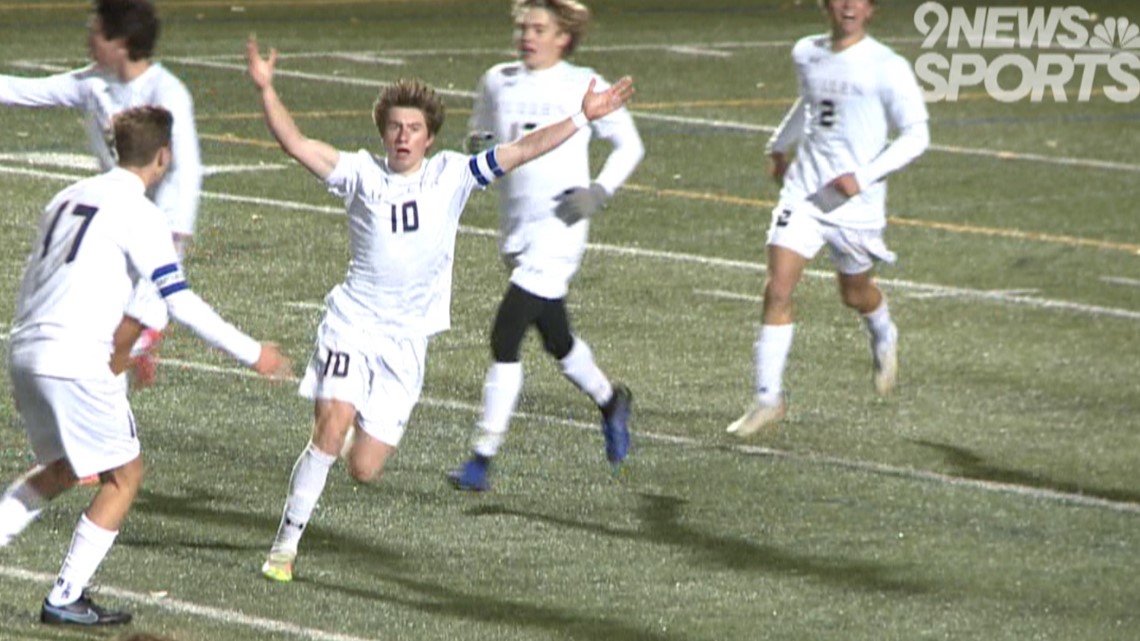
[372,78,445,138]
[512,0,591,56]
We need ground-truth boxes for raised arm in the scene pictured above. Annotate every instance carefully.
[493,76,635,174]
[246,37,339,180]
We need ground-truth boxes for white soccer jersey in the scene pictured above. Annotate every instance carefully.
[322,149,501,337]
[768,35,929,229]
[0,63,203,235]
[9,168,258,380]
[469,61,643,256]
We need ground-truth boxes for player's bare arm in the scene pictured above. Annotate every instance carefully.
[495,76,634,173]
[245,37,339,180]
[769,152,790,183]
[109,315,145,376]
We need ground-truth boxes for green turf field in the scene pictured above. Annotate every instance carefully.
[1,1,1138,639]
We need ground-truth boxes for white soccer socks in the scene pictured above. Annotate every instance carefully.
[754,323,795,407]
[559,337,614,408]
[47,514,117,606]
[272,442,336,554]
[473,362,524,458]
[0,472,46,548]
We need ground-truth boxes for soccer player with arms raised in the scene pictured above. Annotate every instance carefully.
[727,0,930,437]
[244,37,635,582]
[0,106,289,626]
[448,0,645,492]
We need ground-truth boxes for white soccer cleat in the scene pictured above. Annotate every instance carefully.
[726,399,786,438]
[872,328,899,396]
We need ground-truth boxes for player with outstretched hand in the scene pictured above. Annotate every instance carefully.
[0,106,289,627]
[244,36,635,583]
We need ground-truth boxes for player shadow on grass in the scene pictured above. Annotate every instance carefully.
[912,440,1140,505]
[301,572,683,641]
[466,492,929,595]
[123,488,406,569]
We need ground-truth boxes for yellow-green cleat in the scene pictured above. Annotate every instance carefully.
[261,550,296,583]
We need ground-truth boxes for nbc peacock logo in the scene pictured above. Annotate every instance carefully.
[1089,16,1140,50]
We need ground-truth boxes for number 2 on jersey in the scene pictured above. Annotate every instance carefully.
[41,202,99,263]
[818,99,837,128]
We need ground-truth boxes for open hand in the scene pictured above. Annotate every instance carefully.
[581,76,635,122]
[245,36,277,91]
[253,342,293,381]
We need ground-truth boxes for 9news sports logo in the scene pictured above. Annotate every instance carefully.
[914,2,1140,102]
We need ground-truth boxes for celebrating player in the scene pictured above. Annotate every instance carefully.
[0,106,289,626]
[245,36,635,582]
[727,0,930,437]
[448,0,645,492]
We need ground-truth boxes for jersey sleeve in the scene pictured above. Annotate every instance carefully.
[124,200,261,365]
[324,149,364,204]
[0,67,90,108]
[881,54,930,131]
[851,54,931,190]
[124,201,184,294]
[766,97,805,155]
[562,72,642,194]
[151,77,203,236]
[468,71,496,135]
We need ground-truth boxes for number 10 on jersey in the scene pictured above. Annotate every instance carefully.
[390,201,419,234]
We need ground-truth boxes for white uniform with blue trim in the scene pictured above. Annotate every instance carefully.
[298,149,501,445]
[8,167,259,476]
[470,61,643,299]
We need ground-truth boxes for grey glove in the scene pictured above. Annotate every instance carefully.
[554,183,609,226]
[465,131,495,154]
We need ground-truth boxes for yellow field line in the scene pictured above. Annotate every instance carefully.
[0,0,418,10]
[890,217,1140,254]
[203,132,1140,255]
[198,107,470,122]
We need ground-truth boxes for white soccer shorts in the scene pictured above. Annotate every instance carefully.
[766,201,897,275]
[9,367,139,478]
[507,216,589,300]
[298,313,427,447]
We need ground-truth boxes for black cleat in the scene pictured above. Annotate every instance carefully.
[41,593,133,626]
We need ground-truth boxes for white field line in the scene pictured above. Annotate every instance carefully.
[665,45,734,58]
[695,285,1140,322]
[3,162,1138,323]
[168,57,478,99]
[8,38,896,66]
[158,357,1140,515]
[8,51,1139,174]
[0,566,379,641]
[167,56,1140,174]
[1101,276,1140,288]
[328,53,407,66]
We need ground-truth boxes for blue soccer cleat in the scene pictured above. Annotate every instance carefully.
[601,384,632,466]
[447,455,491,492]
